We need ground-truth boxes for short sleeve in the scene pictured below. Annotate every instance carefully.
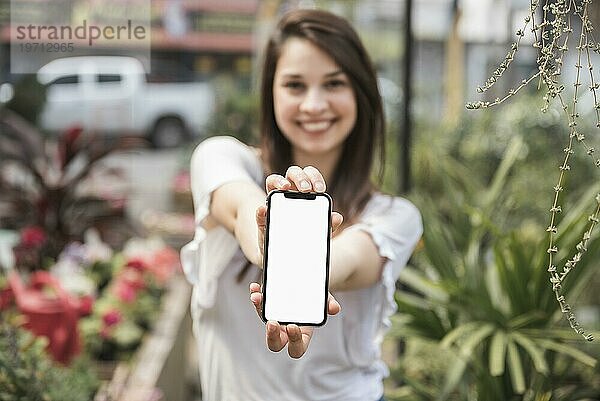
[347,196,422,279]
[345,195,422,340]
[189,136,263,226]
[180,136,263,309]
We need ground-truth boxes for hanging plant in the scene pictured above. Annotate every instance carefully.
[467,0,600,341]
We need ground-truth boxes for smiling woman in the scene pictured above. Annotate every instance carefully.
[181,8,422,401]
[273,38,357,169]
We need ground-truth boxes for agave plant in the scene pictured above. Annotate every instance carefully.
[0,107,140,265]
[388,137,600,400]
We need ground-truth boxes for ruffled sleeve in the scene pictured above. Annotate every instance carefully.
[348,196,422,282]
[339,195,422,368]
[180,136,263,309]
[352,195,422,325]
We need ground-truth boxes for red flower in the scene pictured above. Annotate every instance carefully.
[121,269,146,290]
[20,226,47,248]
[78,295,94,316]
[126,258,147,272]
[102,310,122,327]
[0,287,13,310]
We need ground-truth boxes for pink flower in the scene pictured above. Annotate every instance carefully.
[115,280,137,303]
[20,226,47,248]
[126,258,147,272]
[121,269,146,290]
[100,326,112,339]
[102,310,122,327]
[147,248,180,283]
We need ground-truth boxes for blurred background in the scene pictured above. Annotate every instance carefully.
[1,0,600,400]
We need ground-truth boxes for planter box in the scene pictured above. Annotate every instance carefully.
[94,275,192,401]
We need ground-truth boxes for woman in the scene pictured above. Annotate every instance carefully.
[181,9,422,401]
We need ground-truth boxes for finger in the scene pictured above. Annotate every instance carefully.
[249,282,263,318]
[331,212,343,235]
[256,206,267,263]
[286,324,312,359]
[327,293,341,315]
[285,166,312,192]
[256,205,267,229]
[265,174,291,193]
[266,321,287,352]
[303,166,326,192]
[249,288,263,317]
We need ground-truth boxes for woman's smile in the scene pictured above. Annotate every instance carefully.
[297,119,337,134]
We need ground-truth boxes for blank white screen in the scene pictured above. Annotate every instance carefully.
[264,193,329,324]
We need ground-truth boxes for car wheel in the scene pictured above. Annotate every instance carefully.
[151,117,188,148]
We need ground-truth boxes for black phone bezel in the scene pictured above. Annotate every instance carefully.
[260,190,332,327]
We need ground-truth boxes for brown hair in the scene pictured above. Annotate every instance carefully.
[238,9,386,283]
[260,9,386,224]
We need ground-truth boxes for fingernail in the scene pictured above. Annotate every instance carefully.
[315,182,325,191]
[300,180,310,190]
[279,178,289,187]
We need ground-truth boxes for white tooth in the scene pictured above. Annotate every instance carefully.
[302,121,330,132]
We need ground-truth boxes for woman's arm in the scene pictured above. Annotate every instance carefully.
[209,180,267,267]
[209,175,395,292]
[329,229,386,291]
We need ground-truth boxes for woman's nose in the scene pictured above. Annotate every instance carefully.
[299,88,328,114]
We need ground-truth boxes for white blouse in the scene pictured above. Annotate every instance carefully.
[181,136,423,401]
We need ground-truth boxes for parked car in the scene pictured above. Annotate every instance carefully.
[37,56,215,147]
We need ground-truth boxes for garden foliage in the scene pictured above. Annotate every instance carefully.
[389,95,600,400]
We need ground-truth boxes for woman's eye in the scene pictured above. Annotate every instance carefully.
[325,79,346,89]
[283,81,305,90]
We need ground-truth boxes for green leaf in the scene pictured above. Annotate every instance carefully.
[521,328,600,341]
[436,324,495,400]
[537,339,597,367]
[489,331,507,376]
[482,135,524,208]
[440,322,480,349]
[511,332,548,375]
[398,267,449,302]
[507,311,547,330]
[507,340,526,394]
[441,322,494,352]
[437,354,467,401]
[112,321,143,347]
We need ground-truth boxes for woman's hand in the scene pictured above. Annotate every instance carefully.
[249,282,341,358]
[255,166,343,263]
[252,165,344,358]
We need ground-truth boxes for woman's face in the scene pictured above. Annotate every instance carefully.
[273,38,357,161]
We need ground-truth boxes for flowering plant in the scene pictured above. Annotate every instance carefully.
[0,314,100,401]
[79,236,180,360]
[2,230,180,364]
[0,108,138,263]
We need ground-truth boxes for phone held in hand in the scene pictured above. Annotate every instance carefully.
[261,190,332,326]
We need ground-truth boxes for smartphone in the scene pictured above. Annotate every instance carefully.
[261,190,332,326]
